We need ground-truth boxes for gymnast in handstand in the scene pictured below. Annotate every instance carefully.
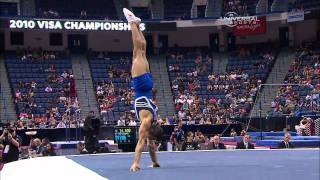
[123,8,161,172]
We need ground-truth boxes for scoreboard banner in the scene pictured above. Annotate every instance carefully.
[114,127,138,144]
[233,16,266,36]
[0,17,177,31]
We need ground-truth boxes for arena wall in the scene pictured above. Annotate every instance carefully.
[2,19,318,51]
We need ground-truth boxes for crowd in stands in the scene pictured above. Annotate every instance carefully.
[225,47,276,117]
[224,0,248,16]
[7,48,80,130]
[206,71,258,118]
[97,81,117,115]
[271,43,320,116]
[3,43,316,131]
[37,8,111,20]
[289,0,304,12]
[38,9,59,18]
[92,49,251,127]
[164,0,193,20]
[90,52,137,125]
[0,2,18,16]
[17,48,62,61]
[168,46,275,126]
[3,0,319,21]
[116,111,137,126]
[168,51,217,124]
[35,0,117,20]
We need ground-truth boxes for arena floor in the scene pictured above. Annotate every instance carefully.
[1,149,319,180]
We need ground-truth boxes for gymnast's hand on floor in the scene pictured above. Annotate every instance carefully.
[130,163,140,172]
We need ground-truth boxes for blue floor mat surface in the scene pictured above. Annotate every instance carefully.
[67,149,320,180]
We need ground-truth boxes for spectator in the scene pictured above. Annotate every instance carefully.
[128,119,137,126]
[205,118,212,125]
[0,144,3,169]
[211,135,226,149]
[198,118,205,125]
[56,120,66,128]
[117,117,126,126]
[230,128,237,137]
[84,111,95,133]
[32,138,45,156]
[45,85,53,93]
[170,124,185,151]
[295,117,309,135]
[42,143,56,156]
[240,130,246,136]
[31,81,37,89]
[80,10,87,19]
[84,111,100,154]
[194,129,205,143]
[0,127,21,163]
[47,9,59,18]
[236,133,254,149]
[77,142,89,154]
[278,133,295,149]
[186,116,195,125]
[15,90,22,102]
[181,131,199,151]
[41,137,50,147]
[61,70,69,79]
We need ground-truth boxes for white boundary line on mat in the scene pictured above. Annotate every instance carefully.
[1,156,109,180]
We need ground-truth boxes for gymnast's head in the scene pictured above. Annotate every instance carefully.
[149,123,163,141]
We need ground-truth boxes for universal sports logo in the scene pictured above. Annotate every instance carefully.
[219,12,260,27]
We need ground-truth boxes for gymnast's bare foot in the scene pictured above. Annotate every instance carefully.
[130,163,140,172]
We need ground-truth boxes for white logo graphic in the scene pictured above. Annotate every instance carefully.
[220,12,260,27]
[9,19,146,31]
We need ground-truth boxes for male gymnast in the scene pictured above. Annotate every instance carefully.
[123,8,161,172]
